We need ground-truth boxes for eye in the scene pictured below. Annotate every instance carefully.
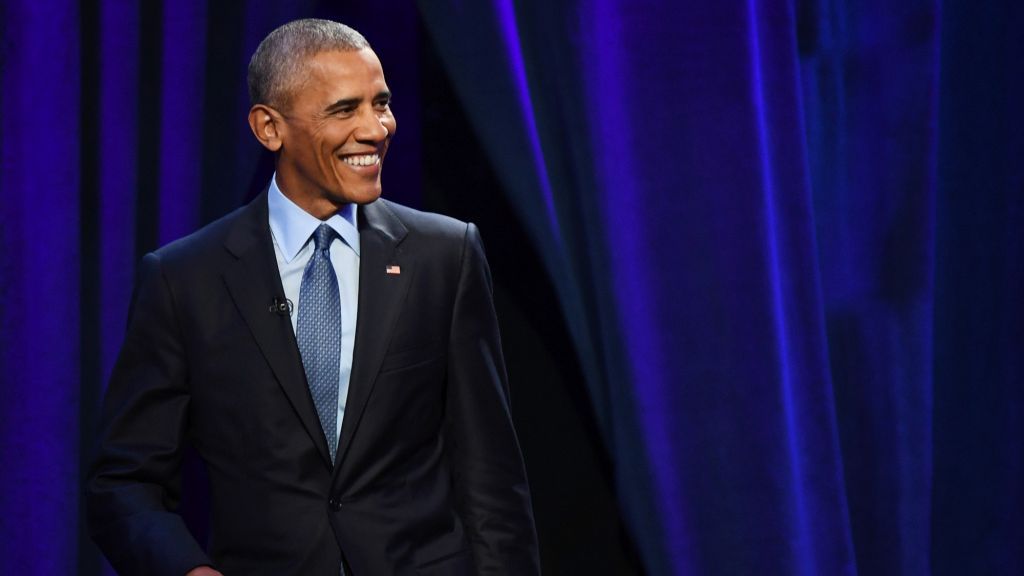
[374,98,391,111]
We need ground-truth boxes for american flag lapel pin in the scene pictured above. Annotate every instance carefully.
[386,265,401,275]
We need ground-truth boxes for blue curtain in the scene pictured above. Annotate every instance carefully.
[419,0,1023,574]
[0,2,83,572]
[2,0,1022,574]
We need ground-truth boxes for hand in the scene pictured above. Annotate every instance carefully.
[186,567,223,576]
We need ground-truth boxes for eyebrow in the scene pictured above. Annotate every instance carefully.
[324,98,361,114]
[323,91,392,114]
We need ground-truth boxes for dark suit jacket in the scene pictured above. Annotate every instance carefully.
[87,192,540,575]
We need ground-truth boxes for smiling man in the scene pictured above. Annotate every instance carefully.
[87,19,540,576]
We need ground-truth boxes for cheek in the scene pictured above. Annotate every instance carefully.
[316,124,351,151]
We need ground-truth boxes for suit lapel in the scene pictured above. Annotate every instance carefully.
[221,192,333,468]
[336,199,411,473]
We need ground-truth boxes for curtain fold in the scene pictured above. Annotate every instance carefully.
[422,1,860,573]
[0,2,82,573]
[801,1,939,573]
[421,0,1022,574]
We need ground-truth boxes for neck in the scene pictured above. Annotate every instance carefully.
[274,173,344,221]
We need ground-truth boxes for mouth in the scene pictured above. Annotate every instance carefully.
[341,153,381,168]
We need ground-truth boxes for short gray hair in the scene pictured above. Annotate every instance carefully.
[248,18,370,109]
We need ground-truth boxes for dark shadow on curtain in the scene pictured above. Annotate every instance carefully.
[418,21,644,574]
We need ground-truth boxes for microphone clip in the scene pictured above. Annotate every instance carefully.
[269,297,293,317]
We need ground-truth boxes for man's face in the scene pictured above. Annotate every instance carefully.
[275,48,396,211]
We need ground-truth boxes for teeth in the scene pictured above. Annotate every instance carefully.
[342,154,380,167]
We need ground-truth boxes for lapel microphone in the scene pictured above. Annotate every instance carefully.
[269,297,293,317]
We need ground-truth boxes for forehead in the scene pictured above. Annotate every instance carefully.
[300,48,388,97]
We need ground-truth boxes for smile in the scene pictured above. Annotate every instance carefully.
[341,154,381,167]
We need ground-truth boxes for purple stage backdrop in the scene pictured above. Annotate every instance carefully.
[2,0,1022,574]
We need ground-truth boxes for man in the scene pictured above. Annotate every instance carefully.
[87,19,540,576]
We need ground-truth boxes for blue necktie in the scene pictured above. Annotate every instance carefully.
[296,224,341,464]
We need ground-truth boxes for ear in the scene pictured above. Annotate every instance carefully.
[248,104,283,152]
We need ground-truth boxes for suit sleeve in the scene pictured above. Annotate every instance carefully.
[86,252,211,576]
[445,223,542,575]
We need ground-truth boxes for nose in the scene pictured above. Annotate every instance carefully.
[354,111,392,143]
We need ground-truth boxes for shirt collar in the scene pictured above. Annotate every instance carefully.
[268,173,361,263]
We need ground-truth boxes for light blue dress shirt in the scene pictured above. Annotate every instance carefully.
[268,174,360,443]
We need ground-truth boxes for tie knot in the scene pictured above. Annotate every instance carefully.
[312,224,336,253]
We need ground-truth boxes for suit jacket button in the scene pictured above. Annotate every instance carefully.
[328,498,342,511]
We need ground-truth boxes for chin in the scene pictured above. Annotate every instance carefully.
[333,187,382,206]
[356,187,383,205]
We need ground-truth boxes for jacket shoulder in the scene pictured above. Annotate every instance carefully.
[151,198,257,267]
[378,199,470,241]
